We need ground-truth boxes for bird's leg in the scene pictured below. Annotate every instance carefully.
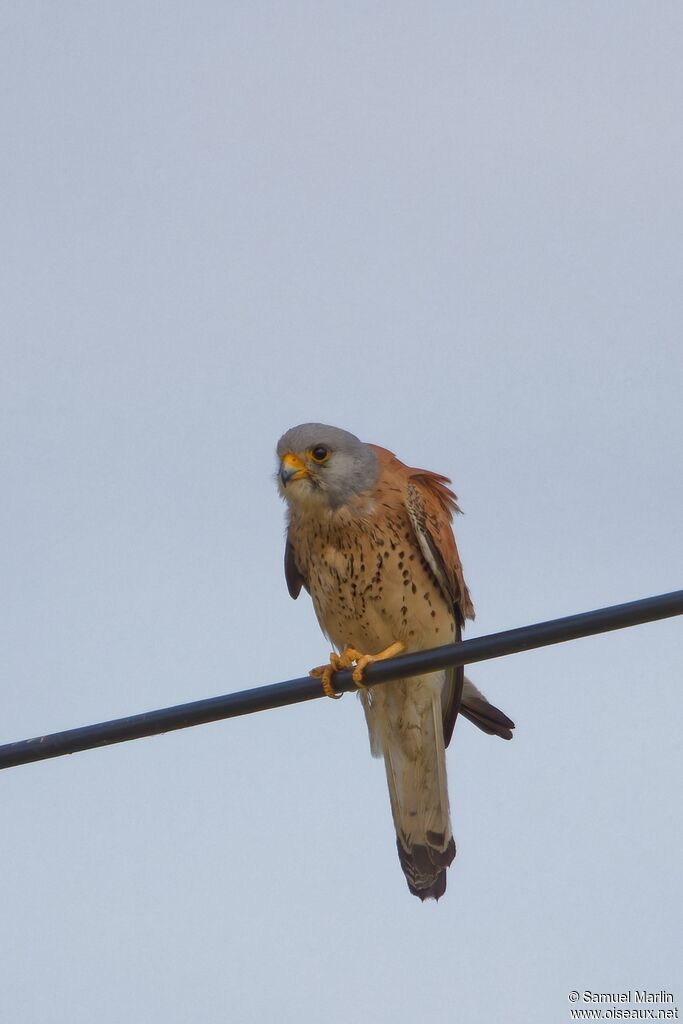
[310,641,406,697]
[309,646,358,699]
[343,641,406,688]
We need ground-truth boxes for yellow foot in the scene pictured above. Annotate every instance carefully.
[346,641,406,687]
[309,641,406,698]
[309,647,357,699]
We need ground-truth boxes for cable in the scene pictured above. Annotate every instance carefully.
[1,589,681,771]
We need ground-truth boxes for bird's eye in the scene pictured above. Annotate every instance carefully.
[310,446,329,463]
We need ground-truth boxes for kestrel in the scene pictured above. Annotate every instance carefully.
[277,423,514,900]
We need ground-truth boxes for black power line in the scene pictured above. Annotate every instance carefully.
[1,589,681,772]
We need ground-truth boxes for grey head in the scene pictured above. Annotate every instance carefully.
[276,422,379,510]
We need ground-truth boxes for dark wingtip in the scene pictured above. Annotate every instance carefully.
[459,703,516,740]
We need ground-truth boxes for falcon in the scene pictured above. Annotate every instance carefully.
[277,423,514,900]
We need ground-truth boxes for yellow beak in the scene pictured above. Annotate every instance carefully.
[279,452,309,485]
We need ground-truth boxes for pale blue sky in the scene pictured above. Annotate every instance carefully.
[1,3,682,1022]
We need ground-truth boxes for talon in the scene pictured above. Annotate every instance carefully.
[352,659,370,687]
[321,665,342,699]
[310,652,346,699]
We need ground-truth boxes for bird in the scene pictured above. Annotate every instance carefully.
[276,422,514,900]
